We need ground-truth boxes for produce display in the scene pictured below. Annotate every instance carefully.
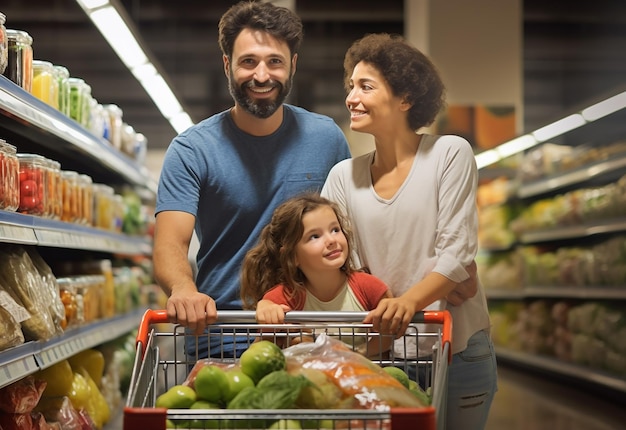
[489,300,626,377]
[158,335,431,429]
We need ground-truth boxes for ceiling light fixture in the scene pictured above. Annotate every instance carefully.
[476,89,626,170]
[74,0,194,134]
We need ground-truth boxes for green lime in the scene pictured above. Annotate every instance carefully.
[224,368,256,402]
[269,419,302,429]
[156,384,197,409]
[194,365,229,404]
[382,366,410,389]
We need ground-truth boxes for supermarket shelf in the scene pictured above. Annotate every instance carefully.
[519,218,626,244]
[517,155,626,199]
[0,75,157,194]
[0,211,152,255]
[0,309,144,390]
[495,347,626,399]
[487,287,626,300]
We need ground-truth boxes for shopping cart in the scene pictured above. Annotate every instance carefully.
[124,310,452,430]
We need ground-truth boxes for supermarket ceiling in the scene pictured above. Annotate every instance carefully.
[2,0,626,152]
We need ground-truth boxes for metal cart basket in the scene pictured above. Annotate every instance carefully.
[124,310,452,430]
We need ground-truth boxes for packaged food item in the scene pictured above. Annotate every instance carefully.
[0,13,7,75]
[0,244,59,341]
[3,29,33,91]
[57,277,80,328]
[17,153,47,216]
[0,289,26,351]
[0,138,19,211]
[104,104,123,150]
[32,59,57,108]
[67,77,86,124]
[61,170,80,223]
[53,64,70,116]
[77,173,93,226]
[93,183,114,230]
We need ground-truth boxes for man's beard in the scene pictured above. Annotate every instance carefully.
[228,72,292,119]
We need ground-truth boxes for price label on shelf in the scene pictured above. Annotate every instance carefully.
[0,224,38,244]
[0,356,37,389]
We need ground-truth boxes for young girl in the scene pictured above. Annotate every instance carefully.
[240,193,393,355]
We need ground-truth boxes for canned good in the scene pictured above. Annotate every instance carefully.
[0,13,7,75]
[3,29,33,91]
[0,139,19,211]
[32,60,58,108]
[17,153,47,216]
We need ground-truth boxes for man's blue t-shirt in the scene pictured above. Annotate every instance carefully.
[156,104,351,356]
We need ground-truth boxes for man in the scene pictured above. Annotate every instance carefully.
[153,1,351,357]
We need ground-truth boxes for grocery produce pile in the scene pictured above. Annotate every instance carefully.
[159,335,431,429]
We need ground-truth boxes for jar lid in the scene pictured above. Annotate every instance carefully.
[6,29,32,44]
[33,60,54,69]
[53,65,70,77]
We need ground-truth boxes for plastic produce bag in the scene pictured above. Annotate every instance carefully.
[283,334,425,410]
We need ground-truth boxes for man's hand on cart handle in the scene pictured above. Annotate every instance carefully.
[446,260,478,306]
[166,286,218,335]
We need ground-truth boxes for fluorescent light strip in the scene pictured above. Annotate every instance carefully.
[581,90,626,121]
[75,0,194,134]
[477,90,626,170]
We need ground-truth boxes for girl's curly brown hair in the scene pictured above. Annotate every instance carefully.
[344,32,446,131]
[240,193,356,310]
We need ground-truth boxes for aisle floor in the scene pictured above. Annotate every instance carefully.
[485,365,626,430]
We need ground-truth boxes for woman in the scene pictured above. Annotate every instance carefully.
[321,33,497,429]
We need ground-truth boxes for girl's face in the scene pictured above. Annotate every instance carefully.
[345,61,406,135]
[295,206,348,275]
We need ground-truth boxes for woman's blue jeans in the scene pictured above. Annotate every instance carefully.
[445,328,498,430]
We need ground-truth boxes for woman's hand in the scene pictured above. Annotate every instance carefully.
[362,297,417,338]
[255,300,291,324]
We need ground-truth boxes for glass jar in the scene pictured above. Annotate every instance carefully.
[32,60,57,108]
[61,170,80,223]
[3,29,33,92]
[0,13,7,75]
[54,65,70,116]
[17,153,47,216]
[104,104,123,150]
[67,77,86,124]
[93,183,114,230]
[80,83,92,129]
[77,173,93,226]
[45,158,62,220]
[0,139,19,211]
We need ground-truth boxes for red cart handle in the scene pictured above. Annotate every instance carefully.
[136,309,453,363]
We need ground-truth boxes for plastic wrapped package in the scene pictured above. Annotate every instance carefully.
[34,396,85,430]
[0,375,46,414]
[25,247,66,332]
[283,334,425,410]
[0,245,59,341]
[0,289,26,351]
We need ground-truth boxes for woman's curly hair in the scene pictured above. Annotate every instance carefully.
[344,32,446,131]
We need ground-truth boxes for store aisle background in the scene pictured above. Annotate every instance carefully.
[485,365,626,430]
